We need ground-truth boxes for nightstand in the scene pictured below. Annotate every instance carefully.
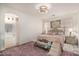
[65,36,78,45]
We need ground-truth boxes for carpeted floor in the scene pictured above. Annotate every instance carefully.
[0,41,48,56]
[0,41,79,56]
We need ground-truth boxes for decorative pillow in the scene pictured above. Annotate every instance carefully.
[65,36,78,45]
[48,27,64,35]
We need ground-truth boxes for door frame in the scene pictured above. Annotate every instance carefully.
[4,13,20,48]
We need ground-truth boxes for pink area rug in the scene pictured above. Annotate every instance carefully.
[0,41,48,56]
[0,41,79,56]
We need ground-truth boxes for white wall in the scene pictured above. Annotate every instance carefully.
[0,5,42,46]
[19,14,42,44]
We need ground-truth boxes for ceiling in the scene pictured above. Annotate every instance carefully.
[2,3,79,19]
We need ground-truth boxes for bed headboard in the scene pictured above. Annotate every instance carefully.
[42,19,65,35]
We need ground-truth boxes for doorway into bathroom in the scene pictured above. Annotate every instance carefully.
[4,13,20,48]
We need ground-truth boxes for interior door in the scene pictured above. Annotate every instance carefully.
[4,13,19,48]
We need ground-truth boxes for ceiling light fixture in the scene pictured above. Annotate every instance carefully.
[36,4,50,14]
